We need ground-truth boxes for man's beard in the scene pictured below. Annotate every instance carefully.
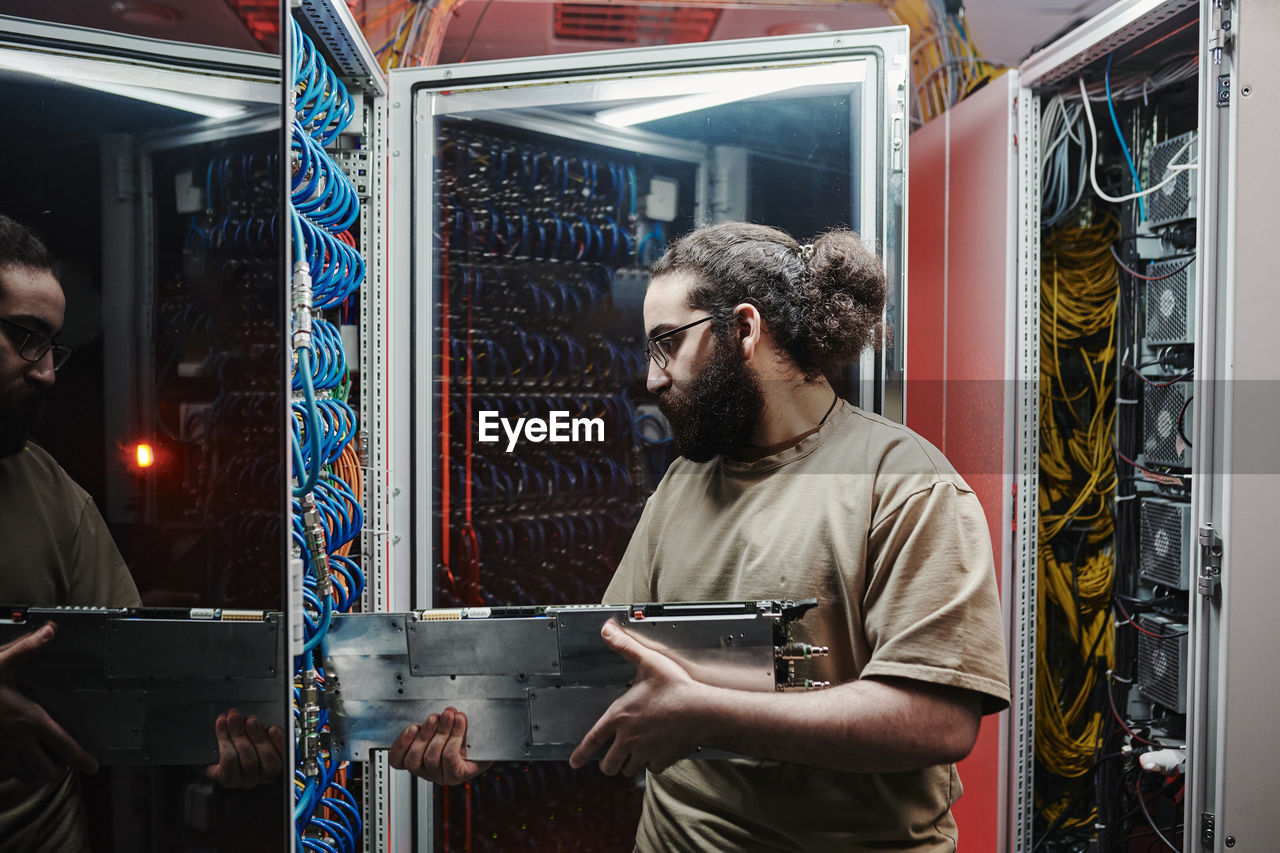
[657,333,764,463]
[0,385,47,458]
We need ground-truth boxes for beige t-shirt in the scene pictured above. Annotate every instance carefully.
[0,442,141,852]
[604,402,1009,852]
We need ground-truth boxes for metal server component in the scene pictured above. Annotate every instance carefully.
[1143,131,1198,227]
[0,608,285,765]
[776,641,830,660]
[1143,257,1196,348]
[1142,379,1194,469]
[1136,614,1189,714]
[778,680,833,692]
[1139,497,1193,590]
[322,600,818,762]
[299,668,322,776]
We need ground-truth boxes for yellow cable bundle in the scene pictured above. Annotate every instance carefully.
[1035,208,1119,826]
[883,0,1006,124]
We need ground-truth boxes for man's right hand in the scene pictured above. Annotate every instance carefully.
[0,623,98,784]
[388,707,492,786]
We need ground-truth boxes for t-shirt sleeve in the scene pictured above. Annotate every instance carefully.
[67,496,142,608]
[602,501,656,605]
[860,481,1010,714]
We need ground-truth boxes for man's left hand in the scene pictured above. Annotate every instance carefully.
[205,709,285,788]
[569,620,708,776]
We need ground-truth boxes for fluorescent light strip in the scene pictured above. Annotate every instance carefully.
[594,62,865,128]
[0,50,250,118]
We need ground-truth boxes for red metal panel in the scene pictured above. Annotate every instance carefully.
[907,74,1017,853]
[905,111,948,451]
[943,75,1015,853]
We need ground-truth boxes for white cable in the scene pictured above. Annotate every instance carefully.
[1078,77,1198,205]
[1062,101,1084,146]
[1040,96,1090,226]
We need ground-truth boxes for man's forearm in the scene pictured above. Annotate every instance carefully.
[689,677,982,773]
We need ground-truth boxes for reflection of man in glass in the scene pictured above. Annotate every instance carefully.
[0,215,282,850]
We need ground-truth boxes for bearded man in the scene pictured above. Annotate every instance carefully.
[396,222,1009,852]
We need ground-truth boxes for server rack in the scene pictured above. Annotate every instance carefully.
[1018,3,1202,849]
[284,3,391,852]
[1009,1,1280,849]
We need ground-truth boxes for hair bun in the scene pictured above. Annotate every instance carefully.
[650,222,886,379]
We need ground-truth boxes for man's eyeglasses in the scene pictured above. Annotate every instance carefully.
[644,315,713,369]
[0,317,73,371]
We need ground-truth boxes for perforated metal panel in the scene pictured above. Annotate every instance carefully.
[1142,379,1193,468]
[1144,131,1197,226]
[1139,497,1192,589]
[1137,614,1188,713]
[1143,257,1195,345]
[1019,0,1197,89]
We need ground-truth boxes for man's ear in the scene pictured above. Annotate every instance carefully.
[734,302,764,362]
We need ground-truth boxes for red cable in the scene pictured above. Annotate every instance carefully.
[441,219,452,575]
[442,784,450,853]
[1106,675,1159,747]
[1109,246,1195,281]
[1113,598,1188,641]
[465,781,473,853]
[1109,438,1188,483]
[1130,366,1193,388]
[464,269,480,605]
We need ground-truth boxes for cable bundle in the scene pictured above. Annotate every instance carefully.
[289,14,365,853]
[885,0,1005,125]
[294,672,363,853]
[292,20,354,146]
[1035,211,1119,831]
[1040,51,1199,227]
[365,0,463,70]
[296,319,349,392]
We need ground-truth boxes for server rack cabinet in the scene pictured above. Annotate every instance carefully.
[285,3,391,851]
[1017,3,1204,850]
[1005,0,1280,849]
[388,28,908,851]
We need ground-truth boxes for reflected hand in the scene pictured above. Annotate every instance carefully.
[205,709,285,788]
[0,623,98,784]
[569,620,706,777]
[389,707,492,785]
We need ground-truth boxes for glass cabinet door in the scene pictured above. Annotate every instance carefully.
[0,11,288,851]
[389,27,908,852]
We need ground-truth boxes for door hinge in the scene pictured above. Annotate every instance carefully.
[1201,811,1216,848]
[1209,0,1234,66]
[1198,523,1222,597]
[891,114,904,173]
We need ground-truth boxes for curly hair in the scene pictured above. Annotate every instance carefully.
[0,215,55,277]
[650,222,886,380]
